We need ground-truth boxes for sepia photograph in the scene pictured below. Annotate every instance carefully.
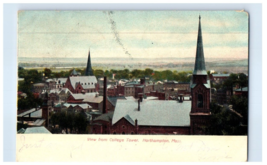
[16,10,249,161]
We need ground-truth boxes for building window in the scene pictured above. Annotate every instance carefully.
[122,132,125,134]
[122,125,125,129]
[113,132,116,134]
[131,132,134,134]
[197,94,203,108]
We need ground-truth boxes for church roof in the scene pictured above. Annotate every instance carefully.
[85,50,94,76]
[69,76,97,89]
[193,15,207,75]
[112,99,191,127]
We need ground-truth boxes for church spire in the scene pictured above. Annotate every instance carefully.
[193,15,207,75]
[85,49,94,76]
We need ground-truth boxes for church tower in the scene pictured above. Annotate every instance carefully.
[190,15,211,135]
[85,49,94,76]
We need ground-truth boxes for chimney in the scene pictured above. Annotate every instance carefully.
[140,78,145,85]
[135,119,138,127]
[138,100,140,111]
[138,94,143,102]
[102,76,107,114]
[178,94,183,103]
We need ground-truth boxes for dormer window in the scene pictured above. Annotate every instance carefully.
[91,82,93,85]
[81,83,83,85]
[85,83,87,85]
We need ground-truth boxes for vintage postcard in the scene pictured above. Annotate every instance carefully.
[16,11,248,161]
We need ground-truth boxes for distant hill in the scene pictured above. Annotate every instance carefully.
[18,57,248,73]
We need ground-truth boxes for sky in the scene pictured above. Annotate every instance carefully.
[18,11,248,60]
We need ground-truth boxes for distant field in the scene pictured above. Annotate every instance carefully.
[23,65,248,74]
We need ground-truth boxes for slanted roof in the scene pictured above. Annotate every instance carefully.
[57,78,67,84]
[123,115,135,125]
[82,94,103,103]
[235,87,248,92]
[17,128,26,134]
[94,111,114,122]
[32,119,46,126]
[24,126,51,134]
[112,99,191,127]
[107,96,127,106]
[71,69,78,76]
[69,76,97,89]
[71,92,97,100]
[193,15,207,75]
[30,109,42,118]
[212,74,230,77]
[190,80,211,89]
[125,96,135,100]
[63,103,92,109]
[17,108,40,117]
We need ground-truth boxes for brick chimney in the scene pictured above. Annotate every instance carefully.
[138,93,143,102]
[138,100,140,111]
[178,94,184,103]
[102,76,107,114]
[140,78,145,85]
[135,119,138,133]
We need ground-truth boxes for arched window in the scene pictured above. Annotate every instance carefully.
[113,132,116,134]
[122,132,125,134]
[197,94,203,108]
[131,132,134,134]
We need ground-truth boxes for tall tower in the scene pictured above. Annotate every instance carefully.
[190,15,211,135]
[85,49,94,76]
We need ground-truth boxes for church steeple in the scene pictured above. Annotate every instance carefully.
[193,15,207,75]
[85,49,94,76]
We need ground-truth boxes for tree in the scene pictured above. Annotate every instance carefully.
[74,113,87,134]
[230,95,248,125]
[94,69,104,78]
[144,68,153,76]
[44,68,52,77]
[205,101,247,135]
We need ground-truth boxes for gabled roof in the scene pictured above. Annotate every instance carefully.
[190,80,211,89]
[69,76,97,89]
[112,99,191,127]
[193,15,207,75]
[94,111,114,122]
[123,115,135,126]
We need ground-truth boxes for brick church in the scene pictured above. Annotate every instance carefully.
[64,50,99,94]
[92,16,211,135]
